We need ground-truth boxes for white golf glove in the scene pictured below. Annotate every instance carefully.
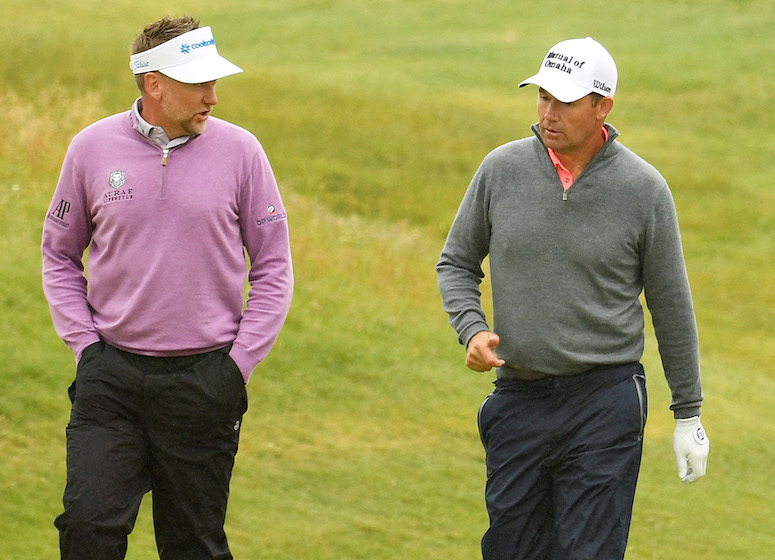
[673,416,709,483]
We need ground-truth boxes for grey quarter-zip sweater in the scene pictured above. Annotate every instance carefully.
[436,123,703,418]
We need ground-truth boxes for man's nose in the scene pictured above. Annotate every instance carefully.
[542,98,560,119]
[204,82,218,105]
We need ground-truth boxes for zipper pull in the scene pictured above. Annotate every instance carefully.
[562,189,568,201]
[161,148,169,166]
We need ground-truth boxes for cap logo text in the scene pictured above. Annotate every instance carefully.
[545,51,587,71]
[180,38,215,55]
[593,79,612,94]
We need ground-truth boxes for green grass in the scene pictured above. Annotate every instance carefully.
[1,0,774,558]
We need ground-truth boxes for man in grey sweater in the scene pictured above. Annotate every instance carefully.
[436,37,709,560]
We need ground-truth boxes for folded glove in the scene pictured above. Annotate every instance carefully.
[673,416,709,483]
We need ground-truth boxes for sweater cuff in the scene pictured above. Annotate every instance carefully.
[459,322,491,349]
[229,344,256,384]
[672,406,702,419]
[73,335,102,363]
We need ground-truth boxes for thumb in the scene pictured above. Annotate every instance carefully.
[674,434,689,480]
[675,453,688,480]
[487,334,506,366]
[687,451,707,480]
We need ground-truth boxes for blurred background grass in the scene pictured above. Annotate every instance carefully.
[1,0,773,558]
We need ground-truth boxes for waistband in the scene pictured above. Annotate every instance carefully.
[102,339,232,371]
[494,362,642,393]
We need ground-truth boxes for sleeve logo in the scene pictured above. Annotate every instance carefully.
[256,204,287,227]
[47,198,71,228]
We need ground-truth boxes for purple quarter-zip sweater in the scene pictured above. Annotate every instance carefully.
[42,108,293,382]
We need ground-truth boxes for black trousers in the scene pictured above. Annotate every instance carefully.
[55,341,248,560]
[477,363,647,560]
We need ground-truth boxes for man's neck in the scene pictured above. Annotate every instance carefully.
[551,127,608,179]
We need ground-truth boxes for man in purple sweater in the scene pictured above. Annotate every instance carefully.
[42,16,293,559]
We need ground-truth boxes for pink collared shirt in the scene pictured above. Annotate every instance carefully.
[547,127,610,191]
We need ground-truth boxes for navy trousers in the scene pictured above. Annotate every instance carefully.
[477,363,647,560]
[55,341,248,560]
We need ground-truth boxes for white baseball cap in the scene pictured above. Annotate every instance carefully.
[518,37,617,103]
[129,26,243,83]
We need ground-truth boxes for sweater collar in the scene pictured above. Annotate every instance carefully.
[531,122,620,156]
[131,98,194,150]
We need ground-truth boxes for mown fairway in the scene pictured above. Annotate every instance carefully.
[1,1,773,558]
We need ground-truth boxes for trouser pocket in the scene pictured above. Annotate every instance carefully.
[477,393,494,448]
[143,349,248,432]
[631,369,648,440]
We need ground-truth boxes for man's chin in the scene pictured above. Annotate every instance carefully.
[185,122,207,136]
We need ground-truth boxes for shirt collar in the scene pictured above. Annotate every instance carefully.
[546,127,610,190]
[131,98,193,149]
[547,126,610,165]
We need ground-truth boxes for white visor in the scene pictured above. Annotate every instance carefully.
[129,26,243,83]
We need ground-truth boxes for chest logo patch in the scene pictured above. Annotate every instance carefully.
[109,170,126,189]
[104,170,133,204]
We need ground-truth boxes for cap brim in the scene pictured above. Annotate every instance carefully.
[518,73,591,103]
[159,55,243,84]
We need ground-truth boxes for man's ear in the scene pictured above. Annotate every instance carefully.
[144,72,163,100]
[597,96,614,120]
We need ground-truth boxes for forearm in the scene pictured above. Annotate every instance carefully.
[437,259,490,346]
[233,164,294,381]
[41,245,99,360]
[436,168,492,346]
[231,251,293,382]
[643,187,703,416]
[41,173,98,360]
